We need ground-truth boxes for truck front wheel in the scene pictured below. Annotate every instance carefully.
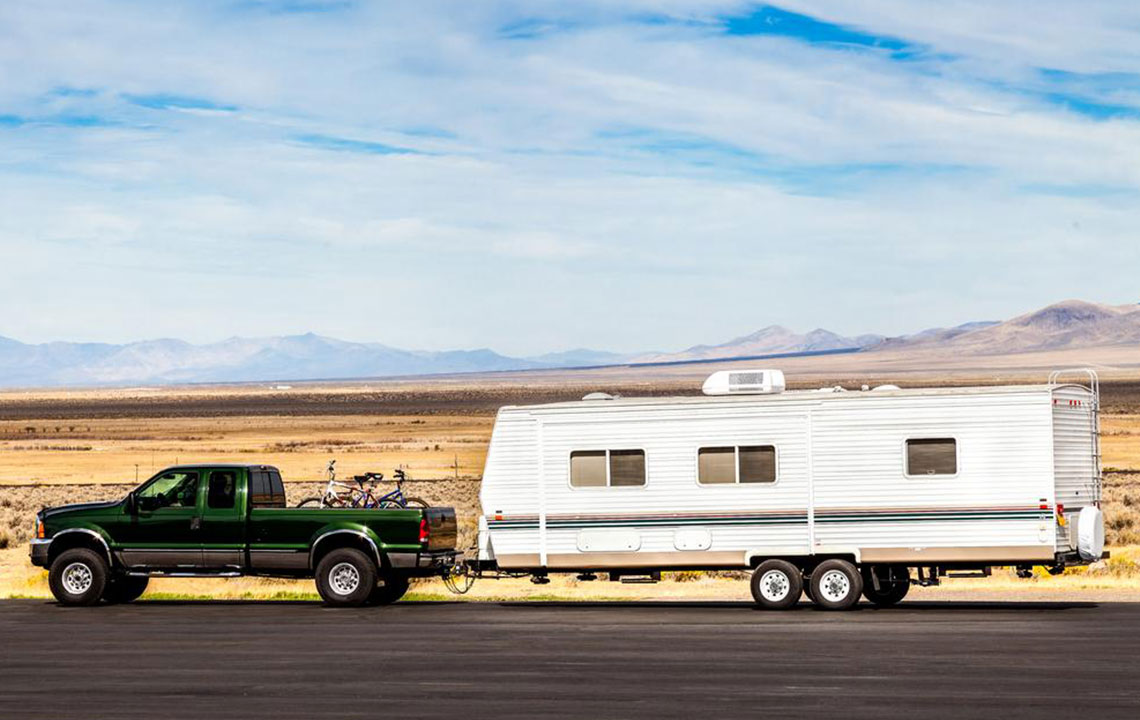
[103,575,150,604]
[49,548,109,606]
[315,548,377,607]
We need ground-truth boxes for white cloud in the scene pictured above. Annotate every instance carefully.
[0,1,1137,355]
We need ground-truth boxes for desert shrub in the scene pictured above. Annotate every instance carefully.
[0,530,9,550]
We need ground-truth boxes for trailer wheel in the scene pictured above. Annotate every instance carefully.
[48,548,109,606]
[809,559,863,611]
[862,567,910,607]
[367,572,410,605]
[315,548,377,607]
[750,560,803,610]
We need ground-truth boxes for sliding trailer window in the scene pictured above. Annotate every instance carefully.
[570,450,646,488]
[698,446,777,485]
[905,438,958,476]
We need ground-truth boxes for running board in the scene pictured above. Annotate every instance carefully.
[126,574,242,578]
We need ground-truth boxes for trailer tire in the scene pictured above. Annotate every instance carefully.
[750,560,803,610]
[49,548,109,606]
[809,559,863,611]
[862,567,910,607]
[315,548,377,607]
[368,572,410,605]
[103,575,149,604]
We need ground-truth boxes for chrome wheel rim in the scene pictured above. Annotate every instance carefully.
[62,562,93,595]
[328,562,360,595]
[818,569,851,602]
[759,570,791,602]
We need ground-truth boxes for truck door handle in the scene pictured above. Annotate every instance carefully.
[190,517,202,530]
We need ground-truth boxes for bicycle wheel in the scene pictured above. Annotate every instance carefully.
[403,497,428,509]
[296,497,326,508]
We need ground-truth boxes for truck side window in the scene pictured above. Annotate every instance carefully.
[249,471,271,507]
[269,471,286,505]
[906,438,957,476]
[138,471,199,508]
[207,471,236,509]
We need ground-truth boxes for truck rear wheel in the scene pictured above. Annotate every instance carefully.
[368,572,410,605]
[315,548,377,607]
[103,575,150,604]
[809,559,863,611]
[49,548,109,606]
[750,560,802,610]
[862,567,910,607]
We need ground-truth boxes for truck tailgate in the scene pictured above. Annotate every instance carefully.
[424,507,457,552]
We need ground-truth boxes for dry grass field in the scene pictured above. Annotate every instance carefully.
[2,374,1140,601]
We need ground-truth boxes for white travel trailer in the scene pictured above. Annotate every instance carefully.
[476,368,1105,610]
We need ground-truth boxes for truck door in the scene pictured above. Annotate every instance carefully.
[120,469,204,569]
[199,468,245,570]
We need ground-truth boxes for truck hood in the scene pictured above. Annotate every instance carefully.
[42,499,124,518]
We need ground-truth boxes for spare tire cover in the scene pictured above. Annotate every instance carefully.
[1078,506,1105,561]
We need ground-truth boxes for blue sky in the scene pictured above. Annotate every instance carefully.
[1,1,1139,355]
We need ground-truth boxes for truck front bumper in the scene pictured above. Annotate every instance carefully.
[29,539,51,568]
[388,550,458,576]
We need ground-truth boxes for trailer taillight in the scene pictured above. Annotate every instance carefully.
[1057,503,1066,527]
[419,517,429,545]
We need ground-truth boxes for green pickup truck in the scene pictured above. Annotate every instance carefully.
[29,464,458,607]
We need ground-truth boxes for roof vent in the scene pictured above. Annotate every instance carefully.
[702,369,786,396]
[582,392,617,401]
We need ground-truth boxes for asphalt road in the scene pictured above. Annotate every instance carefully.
[2,599,1139,719]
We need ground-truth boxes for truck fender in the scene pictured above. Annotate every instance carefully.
[308,527,384,571]
[48,527,114,567]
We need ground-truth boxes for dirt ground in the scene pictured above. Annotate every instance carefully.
[2,374,1139,601]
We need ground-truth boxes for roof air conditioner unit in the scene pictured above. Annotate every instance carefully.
[702,369,786,396]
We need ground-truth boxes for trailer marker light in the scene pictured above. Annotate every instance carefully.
[1057,504,1066,526]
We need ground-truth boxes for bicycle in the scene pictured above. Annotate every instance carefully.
[295,460,370,508]
[360,469,427,509]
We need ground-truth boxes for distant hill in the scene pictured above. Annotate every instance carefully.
[633,326,885,363]
[879,300,1140,356]
[0,299,1136,387]
[0,333,547,387]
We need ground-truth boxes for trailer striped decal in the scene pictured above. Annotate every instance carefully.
[486,506,1052,530]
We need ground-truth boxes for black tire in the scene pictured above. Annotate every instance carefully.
[862,567,910,607]
[367,572,410,605]
[750,560,803,610]
[49,548,109,606]
[103,575,150,604]
[296,497,323,508]
[402,497,428,509]
[315,548,377,607]
[809,559,863,611]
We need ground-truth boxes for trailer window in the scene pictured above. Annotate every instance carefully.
[570,450,646,488]
[906,438,957,476]
[698,446,776,484]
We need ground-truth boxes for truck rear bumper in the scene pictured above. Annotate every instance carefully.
[389,550,457,575]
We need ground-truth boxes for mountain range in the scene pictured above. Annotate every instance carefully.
[0,299,1135,387]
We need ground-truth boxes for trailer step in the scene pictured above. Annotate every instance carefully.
[614,571,660,584]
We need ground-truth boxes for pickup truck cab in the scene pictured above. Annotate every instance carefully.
[29,464,458,607]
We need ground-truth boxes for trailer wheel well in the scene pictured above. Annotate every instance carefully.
[747,555,858,573]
